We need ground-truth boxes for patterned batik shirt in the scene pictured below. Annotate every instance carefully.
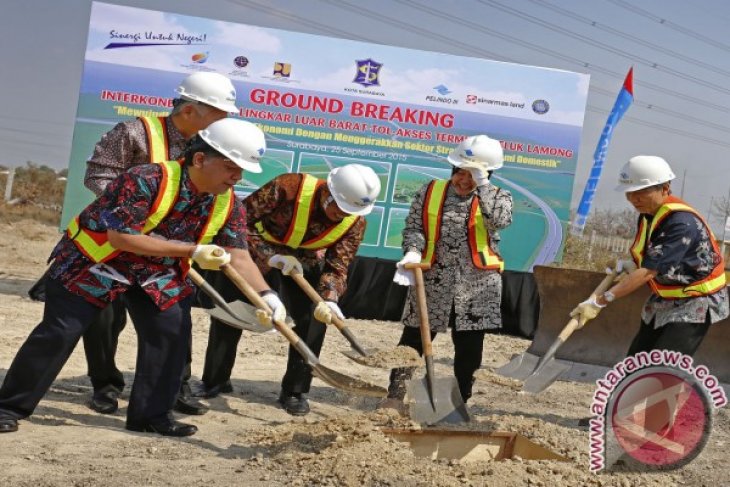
[639,211,729,328]
[401,181,513,332]
[244,173,366,302]
[84,116,187,196]
[49,163,248,310]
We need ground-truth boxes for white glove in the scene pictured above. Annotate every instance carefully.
[268,254,303,276]
[314,300,344,324]
[191,244,231,270]
[467,166,490,187]
[393,251,422,287]
[255,291,287,327]
[616,259,637,274]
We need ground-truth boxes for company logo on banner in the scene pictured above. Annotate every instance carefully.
[532,99,550,114]
[234,56,249,68]
[353,59,382,87]
[191,52,208,64]
[273,62,291,78]
[426,85,458,105]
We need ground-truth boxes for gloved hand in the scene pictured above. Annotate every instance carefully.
[268,254,303,276]
[569,296,606,325]
[615,258,637,274]
[467,166,490,187]
[314,300,345,324]
[191,244,231,270]
[255,291,287,327]
[393,250,422,286]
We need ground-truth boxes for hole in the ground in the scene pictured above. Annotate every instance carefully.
[382,428,569,462]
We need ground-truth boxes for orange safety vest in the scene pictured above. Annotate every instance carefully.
[255,174,358,250]
[421,179,504,271]
[139,116,170,162]
[66,160,234,263]
[630,195,726,298]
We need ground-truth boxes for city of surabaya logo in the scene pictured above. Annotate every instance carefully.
[353,59,382,88]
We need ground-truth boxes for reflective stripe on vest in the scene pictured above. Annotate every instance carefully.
[422,180,504,271]
[629,195,726,298]
[66,160,234,263]
[254,174,358,250]
[140,116,170,162]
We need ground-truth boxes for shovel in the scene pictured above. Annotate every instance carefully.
[188,268,273,333]
[277,267,418,369]
[404,263,470,425]
[496,269,620,382]
[219,262,387,398]
[520,269,618,394]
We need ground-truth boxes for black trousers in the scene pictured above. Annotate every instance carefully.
[0,278,191,424]
[627,311,712,357]
[388,308,487,402]
[82,294,193,393]
[202,268,324,395]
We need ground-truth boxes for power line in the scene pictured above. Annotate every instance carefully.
[228,0,730,148]
[390,0,730,116]
[605,0,730,54]
[476,0,730,97]
[530,0,730,79]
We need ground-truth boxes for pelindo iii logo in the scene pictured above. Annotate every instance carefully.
[588,351,726,472]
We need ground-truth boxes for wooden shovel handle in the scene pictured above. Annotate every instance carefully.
[288,272,346,331]
[220,263,314,360]
[406,264,434,357]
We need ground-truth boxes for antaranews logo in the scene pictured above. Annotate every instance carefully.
[588,350,726,472]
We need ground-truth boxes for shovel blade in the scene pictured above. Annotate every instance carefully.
[495,353,541,380]
[406,376,470,425]
[522,358,571,394]
[204,300,273,334]
[312,363,387,398]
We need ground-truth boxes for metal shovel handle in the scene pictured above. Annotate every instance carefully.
[287,271,370,357]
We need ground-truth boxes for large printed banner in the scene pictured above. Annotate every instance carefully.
[62,2,589,270]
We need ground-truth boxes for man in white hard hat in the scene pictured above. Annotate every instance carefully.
[570,155,728,358]
[199,163,380,416]
[0,119,286,436]
[382,135,513,411]
[80,72,237,416]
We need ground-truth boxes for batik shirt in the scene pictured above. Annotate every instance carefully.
[84,116,186,196]
[49,163,248,310]
[639,211,729,328]
[244,173,366,302]
[401,181,513,332]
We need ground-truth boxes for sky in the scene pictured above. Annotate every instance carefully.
[2,0,730,231]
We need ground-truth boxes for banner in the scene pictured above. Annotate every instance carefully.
[62,2,589,271]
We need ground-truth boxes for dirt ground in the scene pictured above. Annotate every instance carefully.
[0,220,727,486]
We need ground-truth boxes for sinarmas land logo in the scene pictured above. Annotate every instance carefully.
[589,350,726,472]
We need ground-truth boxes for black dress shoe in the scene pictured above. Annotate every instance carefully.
[0,418,18,433]
[278,392,310,416]
[89,386,120,414]
[126,419,197,437]
[174,394,209,415]
[194,380,234,399]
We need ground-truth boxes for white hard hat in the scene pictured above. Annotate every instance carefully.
[616,155,675,192]
[176,72,238,113]
[198,118,266,173]
[446,135,504,171]
[327,164,381,216]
